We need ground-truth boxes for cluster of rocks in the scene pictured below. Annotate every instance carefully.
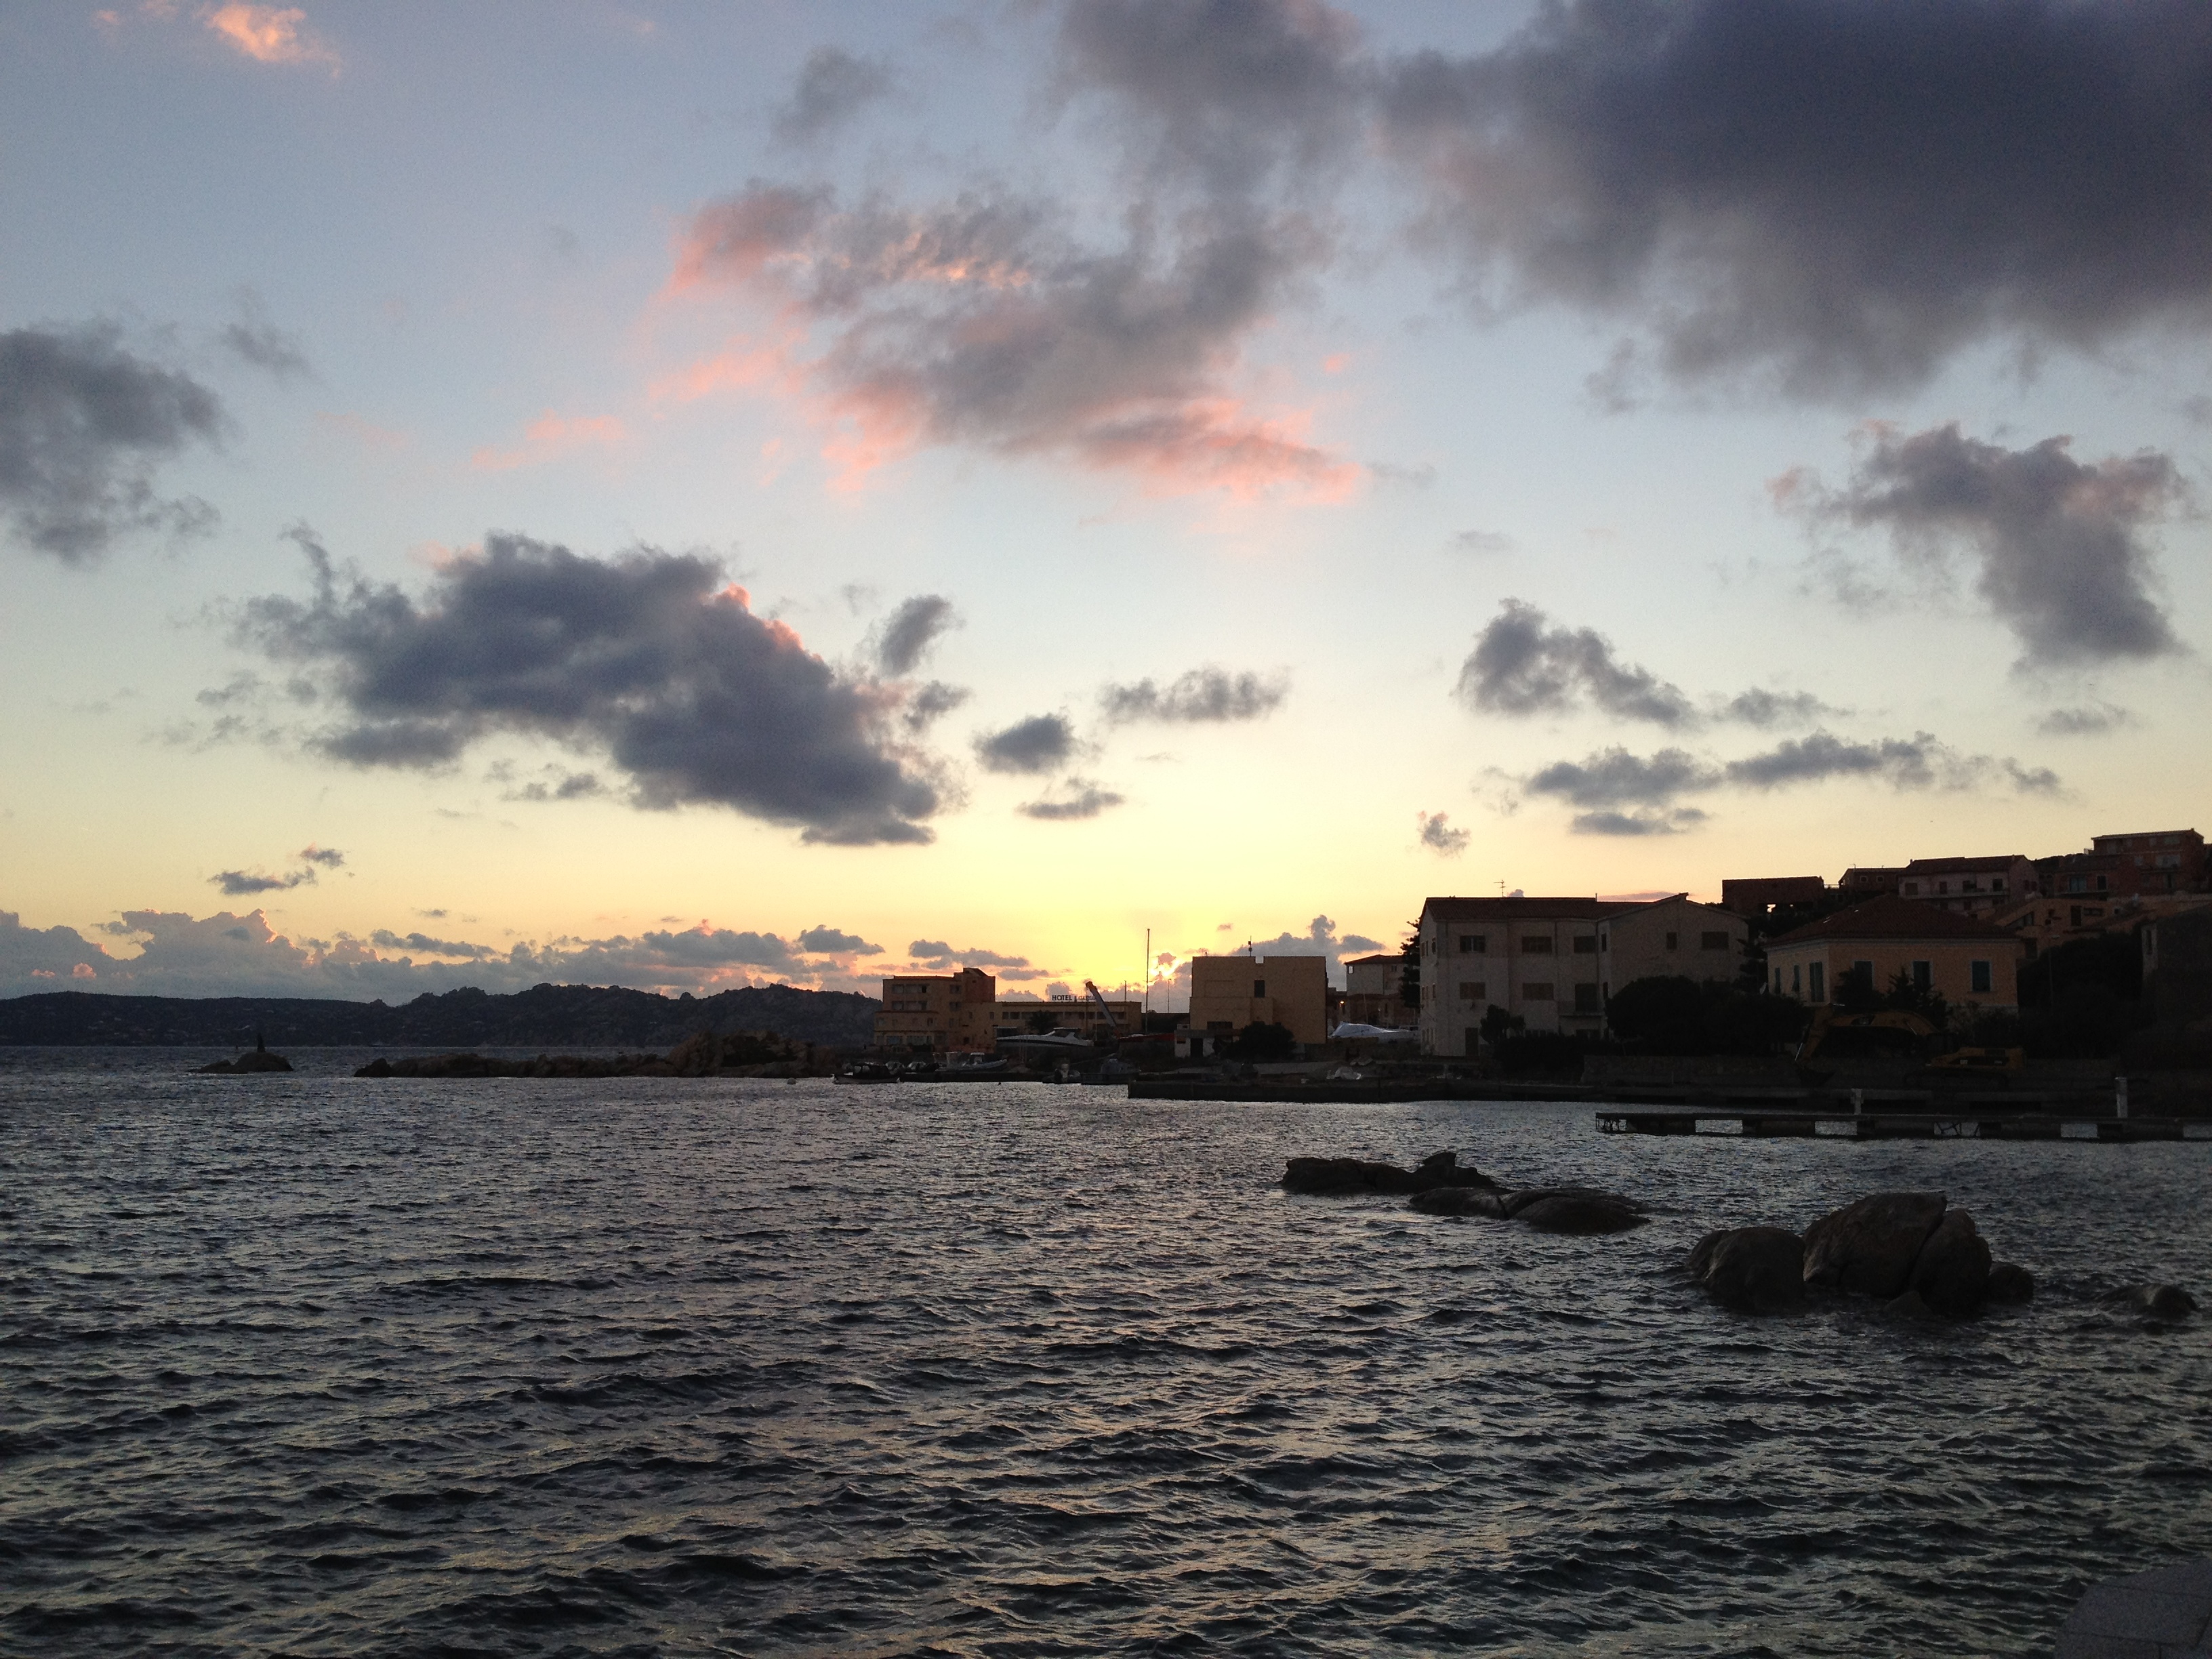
[194,1048,294,1074]
[1281,1151,1647,1235]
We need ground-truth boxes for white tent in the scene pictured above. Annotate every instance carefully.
[1328,1023,1420,1042]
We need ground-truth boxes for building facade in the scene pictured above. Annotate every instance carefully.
[1764,895,2024,1012]
[2091,829,2207,896]
[1417,897,1614,1054]
[1188,953,1329,1045]
[1896,855,2039,916]
[1598,895,1751,1000]
[874,966,998,1052]
[1341,951,1411,1027]
[991,995,1139,1044]
[1720,876,1826,913]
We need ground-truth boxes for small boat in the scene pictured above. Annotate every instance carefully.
[836,1061,899,1084]
[997,1027,1098,1059]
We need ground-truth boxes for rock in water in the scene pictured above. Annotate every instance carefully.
[2116,1284,2198,1319]
[195,1050,294,1074]
[1881,1288,1939,1321]
[1687,1226,1807,1313]
[1411,1150,1493,1191]
[1282,1151,1494,1197]
[1985,1262,2035,1303]
[1508,1189,1647,1235]
[1410,1186,1509,1218]
[1801,1191,1947,1298]
[1908,1208,1992,1318]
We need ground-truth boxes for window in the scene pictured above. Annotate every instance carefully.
[1457,983,1486,1002]
[1774,968,1783,994]
[1574,983,1600,1013]
[1912,961,1931,991]
[1521,982,1555,1001]
[1521,936,1553,954]
[1458,934,1487,954]
[1904,882,1919,895]
[1938,880,1950,894]
[1808,963,1826,1002]
[1971,960,1992,994]
[1599,930,1609,949]
[1790,965,1801,994]
[1992,878,2007,891]
[1573,935,1597,954]
[1700,930,1729,950]
[1253,979,1266,998]
[1664,931,1679,950]
[2097,875,2109,890]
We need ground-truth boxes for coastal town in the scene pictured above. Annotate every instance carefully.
[868,825,2212,1072]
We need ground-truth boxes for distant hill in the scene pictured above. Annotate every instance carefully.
[0,983,880,1050]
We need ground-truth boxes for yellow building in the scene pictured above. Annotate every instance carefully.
[991,996,1139,1043]
[1764,895,2024,1011]
[1188,954,1328,1045]
[874,966,997,1052]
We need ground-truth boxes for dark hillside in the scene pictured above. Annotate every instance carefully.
[0,983,880,1049]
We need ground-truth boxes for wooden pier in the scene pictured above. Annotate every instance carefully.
[1595,1107,2212,1141]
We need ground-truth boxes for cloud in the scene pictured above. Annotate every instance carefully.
[975,713,1075,775]
[2037,703,2133,737]
[1100,665,1288,723]
[668,182,1356,497]
[1450,529,1513,554]
[1573,808,1710,838]
[470,409,626,472]
[1054,0,1366,200]
[207,842,342,895]
[201,5,338,70]
[1720,687,1837,729]
[0,323,224,561]
[874,593,958,675]
[901,680,970,733]
[1802,424,2186,667]
[1417,810,1469,855]
[1722,729,2058,794]
[1379,0,2212,394]
[797,924,881,956]
[1019,777,1124,820]
[1224,914,1376,988]
[773,45,893,144]
[1456,598,1698,726]
[1525,746,1721,808]
[218,294,310,379]
[907,939,1033,970]
[236,529,942,845]
[0,906,901,998]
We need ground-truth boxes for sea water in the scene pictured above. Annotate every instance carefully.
[3,1050,2209,1656]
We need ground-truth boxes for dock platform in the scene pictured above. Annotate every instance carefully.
[1595,1107,2212,1141]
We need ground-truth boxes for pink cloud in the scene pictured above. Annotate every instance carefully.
[470,410,626,473]
[663,183,1357,499]
[200,4,338,69]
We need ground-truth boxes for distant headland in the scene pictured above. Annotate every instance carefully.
[0,983,880,1050]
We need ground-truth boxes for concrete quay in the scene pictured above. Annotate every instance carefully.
[1595,1107,2212,1141]
[2057,1558,2212,1658]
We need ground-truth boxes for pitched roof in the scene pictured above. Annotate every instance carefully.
[1420,896,1628,923]
[1343,952,1401,965]
[1901,854,2028,874]
[1766,893,2020,947]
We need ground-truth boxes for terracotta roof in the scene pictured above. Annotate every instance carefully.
[1421,896,1629,922]
[1766,893,2020,947]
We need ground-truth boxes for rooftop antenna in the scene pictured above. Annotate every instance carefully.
[1143,927,1149,1016]
[1498,880,1507,898]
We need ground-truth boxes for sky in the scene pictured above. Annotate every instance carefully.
[3,0,2210,1006]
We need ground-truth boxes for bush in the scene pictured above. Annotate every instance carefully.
[1494,1029,1583,1078]
[1605,976,1809,1055]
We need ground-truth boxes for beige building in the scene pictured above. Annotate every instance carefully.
[991,995,1139,1044]
[1340,951,1410,1027]
[1416,894,1748,1056]
[1188,953,1328,1045]
[1896,855,2038,917]
[1765,895,2024,1011]
[874,966,998,1052]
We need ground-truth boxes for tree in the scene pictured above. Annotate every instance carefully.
[1228,1020,1297,1061]
[1398,920,1421,1010]
[1479,1004,1525,1048]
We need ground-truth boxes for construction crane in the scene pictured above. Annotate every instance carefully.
[1083,979,1124,1040]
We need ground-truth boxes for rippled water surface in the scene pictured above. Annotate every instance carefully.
[5,1051,2211,1656]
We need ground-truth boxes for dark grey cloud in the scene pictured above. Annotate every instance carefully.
[1056,0,1365,199]
[298,844,345,868]
[1451,528,1513,554]
[674,181,1351,494]
[237,531,941,845]
[902,680,970,733]
[1101,665,1288,723]
[2037,703,2133,737]
[1574,807,1709,838]
[774,45,893,144]
[1417,810,1469,855]
[1721,687,1837,728]
[211,867,313,896]
[218,294,310,380]
[369,928,499,960]
[796,924,882,956]
[975,713,1076,775]
[1801,424,2184,666]
[506,769,605,802]
[1525,746,1721,808]
[908,939,1033,969]
[1458,599,1698,726]
[1723,729,2058,794]
[0,323,224,560]
[1380,0,2212,394]
[1019,778,1125,820]
[875,593,958,675]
